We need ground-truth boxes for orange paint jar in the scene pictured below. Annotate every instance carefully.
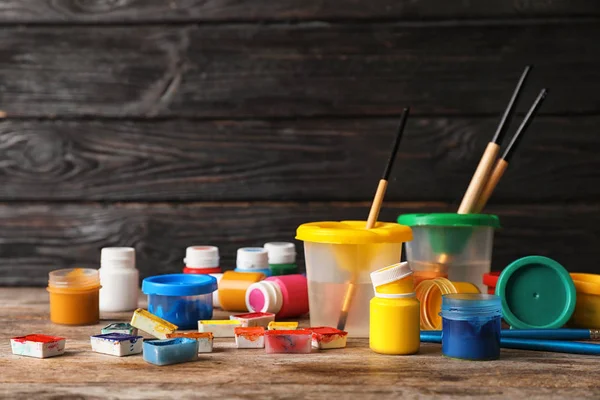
[218,271,265,312]
[47,268,101,325]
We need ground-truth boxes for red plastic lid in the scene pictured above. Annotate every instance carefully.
[183,266,222,275]
[483,271,501,288]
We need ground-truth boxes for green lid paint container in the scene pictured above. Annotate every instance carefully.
[495,256,576,329]
[397,213,500,292]
[264,242,298,276]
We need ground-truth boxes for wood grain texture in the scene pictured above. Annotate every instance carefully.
[0,116,596,202]
[0,0,597,23]
[0,201,597,286]
[0,22,599,117]
[1,288,600,400]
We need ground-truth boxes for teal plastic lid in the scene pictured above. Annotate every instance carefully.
[495,256,576,329]
[397,213,500,228]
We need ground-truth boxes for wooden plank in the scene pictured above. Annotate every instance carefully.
[0,0,597,23]
[1,288,600,400]
[0,22,599,117]
[0,201,596,285]
[0,116,597,202]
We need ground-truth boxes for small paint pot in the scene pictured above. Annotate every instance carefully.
[264,242,298,276]
[483,271,501,295]
[143,338,199,366]
[235,247,272,276]
[441,293,502,361]
[47,268,101,325]
[142,274,217,329]
[415,277,480,330]
[182,246,222,275]
[569,273,600,329]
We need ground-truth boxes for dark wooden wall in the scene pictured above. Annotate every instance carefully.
[0,0,599,285]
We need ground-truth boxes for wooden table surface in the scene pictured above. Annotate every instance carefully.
[1,288,599,399]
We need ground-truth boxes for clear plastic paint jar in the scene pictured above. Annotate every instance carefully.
[441,293,502,361]
[182,246,222,275]
[397,213,500,292]
[264,242,298,276]
[296,221,412,337]
[415,278,480,330]
[219,270,266,312]
[570,273,600,329]
[235,247,272,276]
[99,247,139,312]
[369,262,420,355]
[245,274,308,318]
[47,268,101,325]
[142,274,217,329]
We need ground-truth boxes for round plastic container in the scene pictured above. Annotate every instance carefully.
[264,242,298,276]
[245,274,308,318]
[570,273,600,328]
[183,246,221,274]
[415,278,480,330]
[142,274,217,329]
[369,262,420,355]
[496,256,575,329]
[441,293,502,361]
[483,271,501,295]
[397,213,500,292]
[99,247,139,312]
[235,247,271,276]
[218,270,266,312]
[296,220,412,337]
[47,268,101,325]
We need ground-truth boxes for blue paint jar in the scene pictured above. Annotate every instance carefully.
[441,293,502,361]
[142,274,217,329]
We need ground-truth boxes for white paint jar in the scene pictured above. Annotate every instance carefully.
[99,247,139,312]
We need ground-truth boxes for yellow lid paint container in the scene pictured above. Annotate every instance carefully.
[415,278,480,330]
[570,273,600,328]
[369,262,420,355]
[47,268,101,325]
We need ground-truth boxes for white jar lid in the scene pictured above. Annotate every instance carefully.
[184,246,219,269]
[236,247,269,270]
[370,262,412,288]
[264,242,296,264]
[101,247,135,268]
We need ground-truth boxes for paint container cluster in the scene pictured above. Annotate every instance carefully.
[182,242,298,278]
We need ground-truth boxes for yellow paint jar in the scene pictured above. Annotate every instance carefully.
[415,277,479,330]
[218,270,265,312]
[369,262,420,355]
[570,273,600,328]
[47,268,101,325]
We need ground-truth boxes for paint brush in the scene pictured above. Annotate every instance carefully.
[336,107,410,331]
[421,328,600,342]
[473,88,548,213]
[421,333,600,356]
[457,65,532,214]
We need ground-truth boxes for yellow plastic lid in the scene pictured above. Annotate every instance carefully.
[570,273,600,296]
[296,220,412,244]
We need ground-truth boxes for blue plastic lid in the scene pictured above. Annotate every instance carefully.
[440,293,502,320]
[142,274,217,296]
